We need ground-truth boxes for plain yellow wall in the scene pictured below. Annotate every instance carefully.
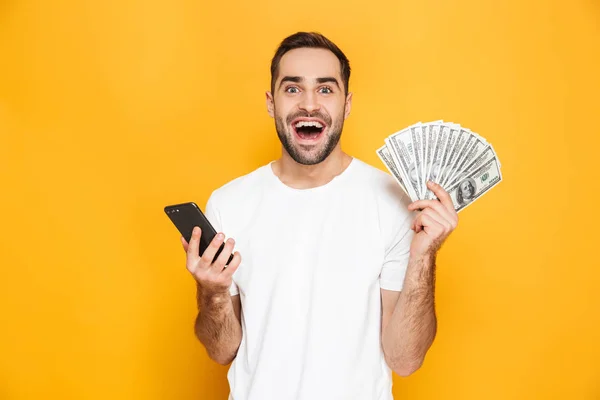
[1,0,599,399]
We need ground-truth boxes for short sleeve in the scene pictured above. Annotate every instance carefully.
[204,193,239,296]
[379,213,414,292]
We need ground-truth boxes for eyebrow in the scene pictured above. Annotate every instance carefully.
[279,76,303,88]
[316,77,340,89]
[278,76,341,90]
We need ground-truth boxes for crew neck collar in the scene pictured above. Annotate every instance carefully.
[266,157,356,193]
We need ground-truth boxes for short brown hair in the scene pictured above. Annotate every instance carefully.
[270,32,351,95]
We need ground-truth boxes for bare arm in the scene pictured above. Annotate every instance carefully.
[182,227,243,365]
[381,254,437,376]
[195,291,242,365]
[381,181,458,376]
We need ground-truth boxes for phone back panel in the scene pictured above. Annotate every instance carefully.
[164,202,217,256]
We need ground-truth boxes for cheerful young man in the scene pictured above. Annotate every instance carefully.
[180,31,458,399]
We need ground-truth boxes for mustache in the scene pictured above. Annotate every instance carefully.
[286,110,332,126]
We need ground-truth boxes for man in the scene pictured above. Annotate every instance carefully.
[180,32,458,399]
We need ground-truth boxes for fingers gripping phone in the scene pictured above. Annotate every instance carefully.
[164,202,234,265]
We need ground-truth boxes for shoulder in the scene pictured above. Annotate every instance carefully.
[348,158,415,239]
[351,158,412,210]
[207,163,271,209]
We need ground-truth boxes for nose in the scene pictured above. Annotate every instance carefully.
[298,92,321,114]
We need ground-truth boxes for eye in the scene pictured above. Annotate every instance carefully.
[318,86,333,94]
[286,86,300,94]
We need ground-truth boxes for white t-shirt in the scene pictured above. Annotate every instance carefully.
[204,157,415,400]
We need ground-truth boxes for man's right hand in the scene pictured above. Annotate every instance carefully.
[182,226,243,365]
[181,226,241,298]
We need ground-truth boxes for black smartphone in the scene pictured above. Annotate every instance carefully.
[164,202,233,265]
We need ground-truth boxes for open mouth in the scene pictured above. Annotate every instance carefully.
[292,119,326,141]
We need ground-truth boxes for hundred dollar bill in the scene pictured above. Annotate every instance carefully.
[420,120,443,197]
[422,122,441,199]
[376,144,409,197]
[442,130,479,187]
[433,124,461,188]
[447,156,502,212]
[420,124,431,196]
[446,144,500,189]
[439,127,471,188]
[408,124,424,199]
[425,123,452,199]
[445,132,488,188]
[386,125,421,201]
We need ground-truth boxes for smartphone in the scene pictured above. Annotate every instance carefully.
[164,201,233,265]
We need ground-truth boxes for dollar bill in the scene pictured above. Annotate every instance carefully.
[424,123,451,199]
[420,124,430,197]
[447,156,502,212]
[445,143,499,189]
[420,123,429,196]
[422,122,441,199]
[408,125,424,199]
[417,121,442,197]
[442,130,478,187]
[376,144,409,197]
[439,127,471,188]
[445,132,488,188]
[434,124,461,188]
[377,120,502,211]
[385,126,421,201]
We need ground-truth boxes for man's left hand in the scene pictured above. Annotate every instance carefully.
[407,181,459,258]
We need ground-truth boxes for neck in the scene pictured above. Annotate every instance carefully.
[272,146,353,190]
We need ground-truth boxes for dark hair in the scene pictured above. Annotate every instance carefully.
[270,32,351,95]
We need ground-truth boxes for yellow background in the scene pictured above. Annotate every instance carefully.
[1,0,599,399]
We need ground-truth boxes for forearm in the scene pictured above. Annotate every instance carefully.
[194,287,242,365]
[382,254,437,375]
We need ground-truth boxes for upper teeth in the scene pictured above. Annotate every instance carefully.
[295,121,323,128]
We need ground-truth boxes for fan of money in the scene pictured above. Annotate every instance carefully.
[376,120,502,212]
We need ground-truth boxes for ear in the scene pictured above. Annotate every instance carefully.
[266,91,274,118]
[344,92,353,119]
